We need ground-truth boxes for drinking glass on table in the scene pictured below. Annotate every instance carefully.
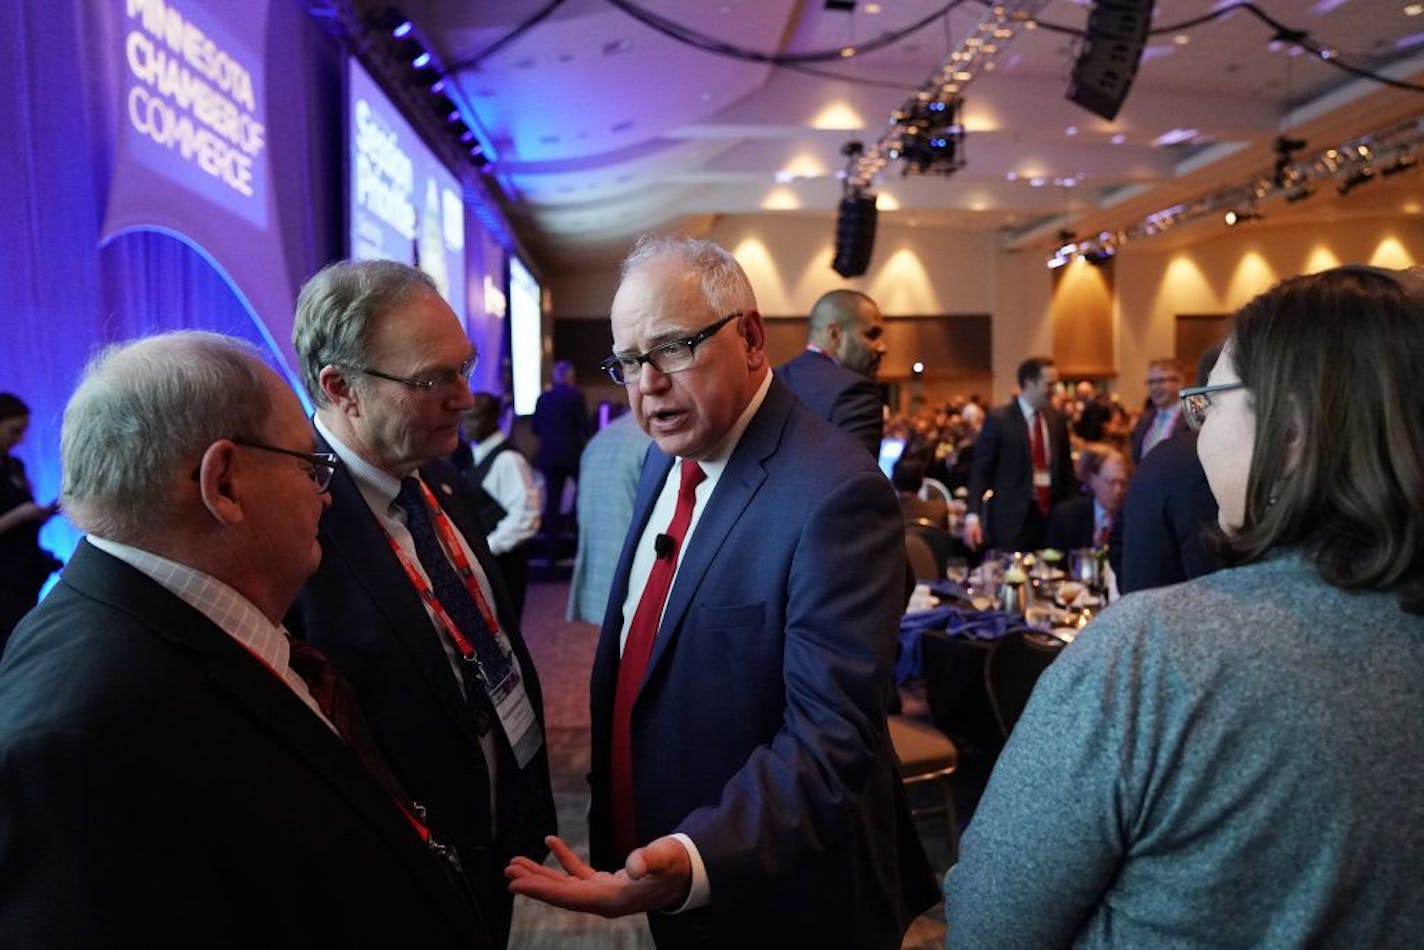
[945,557,969,586]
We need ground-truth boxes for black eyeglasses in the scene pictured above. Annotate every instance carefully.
[231,438,340,492]
[360,353,478,393]
[1179,382,1244,431]
[600,312,742,385]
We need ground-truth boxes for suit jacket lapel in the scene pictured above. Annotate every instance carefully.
[639,382,789,689]
[61,542,476,933]
[313,438,477,744]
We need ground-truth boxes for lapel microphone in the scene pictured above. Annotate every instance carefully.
[654,533,674,560]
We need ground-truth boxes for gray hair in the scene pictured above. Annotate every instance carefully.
[620,235,756,317]
[292,259,436,405]
[61,331,275,542]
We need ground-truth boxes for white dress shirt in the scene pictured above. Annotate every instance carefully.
[471,431,541,555]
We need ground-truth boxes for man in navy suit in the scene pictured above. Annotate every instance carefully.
[507,236,936,947]
[1129,358,1187,463]
[0,331,487,947]
[1114,346,1223,592]
[532,360,589,555]
[964,356,1075,552]
[286,260,554,949]
[774,288,886,456]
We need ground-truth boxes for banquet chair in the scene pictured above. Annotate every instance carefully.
[888,714,960,861]
[905,531,940,582]
[984,630,1065,741]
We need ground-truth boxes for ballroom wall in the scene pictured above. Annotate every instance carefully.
[546,212,1424,409]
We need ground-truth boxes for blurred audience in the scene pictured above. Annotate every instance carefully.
[0,393,61,650]
[946,265,1424,946]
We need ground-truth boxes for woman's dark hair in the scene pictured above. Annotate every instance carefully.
[1216,265,1424,613]
[0,393,30,422]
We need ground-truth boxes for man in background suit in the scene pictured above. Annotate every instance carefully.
[286,260,554,949]
[964,356,1074,552]
[532,359,589,556]
[1129,358,1186,463]
[1115,346,1223,592]
[0,331,487,948]
[774,288,886,457]
[508,236,936,948]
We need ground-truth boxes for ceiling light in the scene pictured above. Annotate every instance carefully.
[1224,207,1262,226]
[1407,3,1424,16]
[1111,133,1126,145]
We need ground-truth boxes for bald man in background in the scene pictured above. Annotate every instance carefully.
[775,289,887,456]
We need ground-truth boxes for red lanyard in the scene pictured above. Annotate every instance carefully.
[384,478,503,663]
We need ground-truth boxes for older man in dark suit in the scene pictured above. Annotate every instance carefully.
[286,260,554,949]
[774,288,887,456]
[964,356,1075,552]
[0,331,487,948]
[507,236,936,948]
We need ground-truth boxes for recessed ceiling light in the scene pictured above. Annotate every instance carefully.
[1065,125,1078,136]
[1173,33,1190,45]
[1407,3,1423,16]
[1111,133,1127,145]
[840,47,856,58]
[865,2,883,12]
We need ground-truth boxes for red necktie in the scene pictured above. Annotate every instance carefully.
[1030,412,1051,515]
[609,459,706,861]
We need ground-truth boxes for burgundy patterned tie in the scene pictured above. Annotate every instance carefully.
[609,459,705,861]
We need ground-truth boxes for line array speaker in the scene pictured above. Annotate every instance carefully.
[1065,0,1155,122]
[832,192,877,278]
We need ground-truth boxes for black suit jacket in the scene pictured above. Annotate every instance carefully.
[0,542,487,948]
[531,383,588,471]
[1117,427,1222,593]
[286,447,556,901]
[967,402,1074,550]
[774,348,883,457]
[1044,494,1097,552]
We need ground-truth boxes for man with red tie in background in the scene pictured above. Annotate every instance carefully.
[964,356,1075,552]
[0,331,488,947]
[507,236,936,948]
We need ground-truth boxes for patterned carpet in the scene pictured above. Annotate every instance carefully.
[508,578,949,948]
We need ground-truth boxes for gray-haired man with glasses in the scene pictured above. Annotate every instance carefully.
[286,259,555,949]
[0,330,488,947]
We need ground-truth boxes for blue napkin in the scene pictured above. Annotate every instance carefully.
[897,605,1022,683]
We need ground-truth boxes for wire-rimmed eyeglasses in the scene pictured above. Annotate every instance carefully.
[599,312,742,385]
[1179,381,1244,431]
[360,353,478,393]
[231,438,340,492]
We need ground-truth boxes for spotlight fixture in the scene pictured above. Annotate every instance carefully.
[892,98,966,177]
[1224,206,1262,227]
[1337,165,1375,194]
[1380,154,1419,177]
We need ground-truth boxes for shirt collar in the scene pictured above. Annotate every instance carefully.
[1017,395,1038,420]
[84,534,293,671]
[683,369,772,481]
[471,429,507,464]
[313,413,407,515]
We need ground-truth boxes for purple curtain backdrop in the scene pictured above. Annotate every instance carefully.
[1,0,344,566]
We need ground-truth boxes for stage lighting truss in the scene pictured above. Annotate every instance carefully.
[848,0,1051,189]
[1047,114,1424,268]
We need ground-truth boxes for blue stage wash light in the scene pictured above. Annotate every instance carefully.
[412,51,432,69]
[392,20,413,38]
